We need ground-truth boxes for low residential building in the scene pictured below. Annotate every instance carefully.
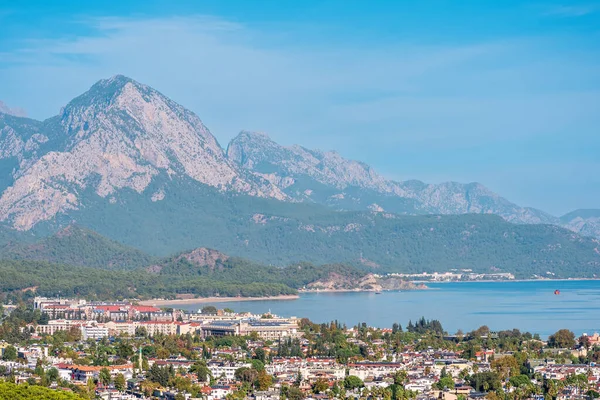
[81,324,109,340]
[67,364,134,382]
[348,362,405,380]
[208,361,251,381]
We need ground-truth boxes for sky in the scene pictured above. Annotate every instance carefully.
[0,0,599,216]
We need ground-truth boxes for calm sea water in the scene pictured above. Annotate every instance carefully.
[178,281,600,338]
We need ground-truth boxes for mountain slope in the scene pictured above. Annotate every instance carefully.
[24,175,599,279]
[0,76,285,230]
[561,209,600,239]
[227,131,558,225]
[1,224,154,269]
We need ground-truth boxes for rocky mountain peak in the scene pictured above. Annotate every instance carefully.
[0,76,286,230]
[227,130,282,168]
[61,75,141,115]
[227,131,390,192]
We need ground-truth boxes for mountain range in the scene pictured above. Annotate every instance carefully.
[0,75,598,277]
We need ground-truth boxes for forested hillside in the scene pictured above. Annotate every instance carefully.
[0,255,371,300]
[0,259,296,300]
[1,225,154,269]
[28,177,600,278]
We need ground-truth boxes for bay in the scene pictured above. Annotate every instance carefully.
[177,280,600,337]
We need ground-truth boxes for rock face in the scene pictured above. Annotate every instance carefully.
[561,210,600,239]
[226,131,558,225]
[305,272,426,291]
[0,76,285,230]
[176,248,229,270]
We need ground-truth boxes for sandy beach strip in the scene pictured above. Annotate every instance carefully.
[138,294,300,307]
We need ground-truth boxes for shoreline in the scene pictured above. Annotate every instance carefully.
[138,294,300,307]
[416,278,600,284]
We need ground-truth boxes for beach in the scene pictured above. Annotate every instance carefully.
[138,294,300,307]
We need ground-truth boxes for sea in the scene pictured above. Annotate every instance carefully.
[177,280,600,338]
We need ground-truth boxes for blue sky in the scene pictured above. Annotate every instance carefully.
[0,0,599,215]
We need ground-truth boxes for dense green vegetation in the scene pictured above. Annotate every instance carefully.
[0,256,366,300]
[0,259,299,300]
[0,382,85,400]
[30,176,599,278]
[157,255,365,289]
[1,225,154,269]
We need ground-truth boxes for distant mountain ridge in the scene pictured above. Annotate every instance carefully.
[561,209,600,239]
[226,131,558,225]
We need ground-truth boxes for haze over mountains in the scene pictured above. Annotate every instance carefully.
[0,75,598,276]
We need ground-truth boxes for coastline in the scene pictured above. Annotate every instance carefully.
[300,286,428,294]
[138,294,300,307]
[417,278,600,284]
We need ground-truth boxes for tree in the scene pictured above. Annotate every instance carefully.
[312,378,329,393]
[201,306,218,314]
[509,374,531,388]
[250,359,265,372]
[578,335,591,351]
[440,367,449,378]
[46,367,59,383]
[135,326,148,337]
[114,373,126,392]
[191,361,211,382]
[472,325,490,338]
[148,364,172,386]
[469,372,502,392]
[234,367,258,384]
[99,367,112,387]
[344,375,364,390]
[548,329,576,348]
[394,370,408,386]
[587,390,600,399]
[254,347,266,363]
[116,342,134,359]
[491,355,520,379]
[434,377,455,390]
[2,345,17,361]
[39,312,50,325]
[286,386,306,400]
[256,370,273,390]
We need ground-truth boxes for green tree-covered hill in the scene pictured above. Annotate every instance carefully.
[1,225,154,269]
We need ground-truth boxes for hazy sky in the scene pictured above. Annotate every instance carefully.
[1,1,599,215]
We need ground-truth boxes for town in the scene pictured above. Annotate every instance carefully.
[1,297,599,400]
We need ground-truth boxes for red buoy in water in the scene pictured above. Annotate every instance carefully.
[554,290,560,295]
